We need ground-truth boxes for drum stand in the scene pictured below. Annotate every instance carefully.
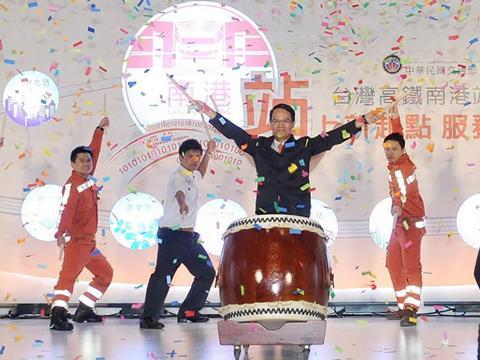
[217,319,326,359]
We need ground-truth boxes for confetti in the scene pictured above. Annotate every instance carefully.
[289,228,302,235]
[27,2,38,8]
[253,223,262,230]
[299,183,310,191]
[234,178,244,185]
[240,285,245,296]
[341,130,351,139]
[425,143,435,153]
[288,163,298,174]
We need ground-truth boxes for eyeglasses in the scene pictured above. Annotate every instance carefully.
[271,119,293,126]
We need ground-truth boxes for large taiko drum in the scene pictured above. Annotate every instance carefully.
[218,214,332,323]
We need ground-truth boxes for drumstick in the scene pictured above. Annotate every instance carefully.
[200,113,212,141]
[59,243,64,261]
[341,90,358,124]
[209,95,219,112]
[165,74,212,140]
[165,74,196,104]
[392,214,398,230]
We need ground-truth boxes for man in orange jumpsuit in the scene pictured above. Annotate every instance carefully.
[50,117,113,331]
[383,106,426,327]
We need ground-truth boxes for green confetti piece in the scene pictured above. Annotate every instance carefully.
[255,176,265,183]
[240,285,245,296]
[300,183,310,191]
[171,224,181,230]
[356,319,369,326]
[313,57,322,63]
[341,130,351,139]
[312,69,321,74]
[198,254,207,260]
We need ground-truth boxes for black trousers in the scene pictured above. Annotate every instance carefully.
[474,249,480,289]
[142,228,215,320]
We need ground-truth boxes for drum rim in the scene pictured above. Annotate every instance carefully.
[219,300,328,322]
[224,214,326,238]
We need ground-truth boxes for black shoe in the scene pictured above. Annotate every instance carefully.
[49,306,74,331]
[386,309,404,320]
[400,307,417,327]
[177,310,209,323]
[73,302,103,323]
[139,317,165,329]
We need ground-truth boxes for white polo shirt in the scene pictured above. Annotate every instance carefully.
[158,166,202,228]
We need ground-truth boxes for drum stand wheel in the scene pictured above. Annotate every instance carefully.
[233,344,249,360]
[298,344,310,359]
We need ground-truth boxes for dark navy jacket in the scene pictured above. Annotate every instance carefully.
[210,114,361,217]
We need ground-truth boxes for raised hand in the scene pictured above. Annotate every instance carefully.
[193,100,217,119]
[206,139,216,155]
[98,116,110,129]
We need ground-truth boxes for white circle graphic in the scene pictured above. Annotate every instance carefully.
[110,192,164,250]
[21,184,62,241]
[195,198,247,256]
[369,197,394,250]
[457,194,480,249]
[310,198,338,247]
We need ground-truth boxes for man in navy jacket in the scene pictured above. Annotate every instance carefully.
[194,101,379,217]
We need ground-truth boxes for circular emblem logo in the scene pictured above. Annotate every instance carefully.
[383,54,402,74]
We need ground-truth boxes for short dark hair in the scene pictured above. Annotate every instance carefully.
[269,103,295,123]
[383,133,405,149]
[179,139,203,157]
[70,146,93,162]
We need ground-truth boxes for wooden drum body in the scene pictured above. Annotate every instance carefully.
[218,215,332,322]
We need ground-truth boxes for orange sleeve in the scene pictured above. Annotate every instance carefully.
[390,115,403,135]
[54,183,80,239]
[88,127,104,174]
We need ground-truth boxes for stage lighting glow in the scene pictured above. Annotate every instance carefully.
[3,71,59,127]
[195,199,247,256]
[110,192,164,250]
[21,184,62,241]
[369,197,394,250]
[457,193,480,249]
[310,198,338,247]
[122,1,278,133]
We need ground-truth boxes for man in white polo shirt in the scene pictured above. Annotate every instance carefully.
[140,138,216,329]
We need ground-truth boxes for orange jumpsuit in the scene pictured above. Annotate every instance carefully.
[386,116,426,311]
[51,128,113,310]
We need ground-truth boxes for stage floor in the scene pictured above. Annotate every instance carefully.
[0,317,477,359]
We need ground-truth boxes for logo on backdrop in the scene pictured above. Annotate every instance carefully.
[3,71,59,127]
[118,1,280,181]
[383,54,402,74]
[121,1,278,134]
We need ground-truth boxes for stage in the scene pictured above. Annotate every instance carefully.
[0,316,477,359]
